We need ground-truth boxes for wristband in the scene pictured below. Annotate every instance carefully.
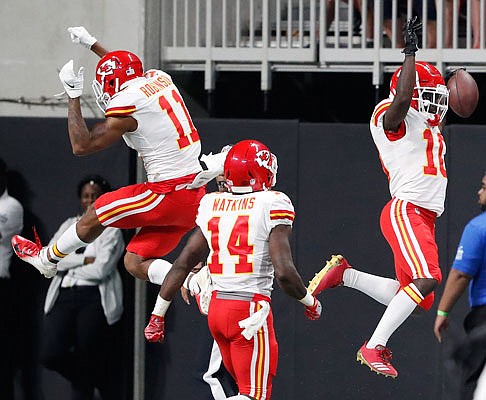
[298,289,315,307]
[437,309,449,317]
[152,295,172,316]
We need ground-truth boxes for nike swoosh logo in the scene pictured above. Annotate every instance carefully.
[64,81,75,89]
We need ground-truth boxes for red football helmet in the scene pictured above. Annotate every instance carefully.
[224,140,278,193]
[389,61,449,126]
[92,50,143,111]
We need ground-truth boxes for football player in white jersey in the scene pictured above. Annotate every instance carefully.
[11,27,212,291]
[308,17,449,379]
[144,140,322,400]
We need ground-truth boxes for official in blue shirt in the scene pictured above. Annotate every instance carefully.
[434,171,486,400]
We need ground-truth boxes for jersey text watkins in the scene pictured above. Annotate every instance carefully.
[212,197,255,212]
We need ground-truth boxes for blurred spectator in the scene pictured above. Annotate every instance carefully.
[440,0,467,48]
[354,1,405,48]
[434,170,486,400]
[472,0,483,48]
[413,0,438,48]
[0,158,24,400]
[40,175,124,400]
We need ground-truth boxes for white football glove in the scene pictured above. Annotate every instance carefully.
[58,60,84,98]
[68,26,97,49]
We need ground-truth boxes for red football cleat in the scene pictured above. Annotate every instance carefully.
[356,341,398,378]
[11,230,57,278]
[307,254,351,296]
[144,315,165,343]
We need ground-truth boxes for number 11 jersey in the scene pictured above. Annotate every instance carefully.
[104,70,202,183]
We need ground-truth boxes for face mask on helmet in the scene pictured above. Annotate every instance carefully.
[389,61,449,126]
[224,140,278,194]
[92,50,143,112]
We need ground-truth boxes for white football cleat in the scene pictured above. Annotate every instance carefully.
[191,265,213,315]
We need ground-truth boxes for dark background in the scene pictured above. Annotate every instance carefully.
[2,115,482,399]
[173,70,486,125]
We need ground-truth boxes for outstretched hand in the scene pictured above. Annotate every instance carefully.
[433,314,449,343]
[68,26,97,49]
[58,60,84,98]
[144,314,165,343]
[304,297,322,320]
[402,16,422,56]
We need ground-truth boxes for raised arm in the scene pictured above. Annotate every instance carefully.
[66,97,135,155]
[383,17,421,132]
[68,26,109,57]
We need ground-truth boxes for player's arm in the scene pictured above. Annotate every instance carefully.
[269,225,307,299]
[433,268,472,343]
[90,42,109,58]
[67,98,136,155]
[383,17,421,132]
[144,228,209,343]
[159,228,209,302]
[269,225,321,320]
[68,26,109,58]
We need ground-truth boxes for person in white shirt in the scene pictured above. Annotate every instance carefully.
[39,175,124,400]
[0,158,23,400]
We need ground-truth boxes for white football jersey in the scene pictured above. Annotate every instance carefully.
[196,190,295,297]
[370,99,448,216]
[105,70,202,182]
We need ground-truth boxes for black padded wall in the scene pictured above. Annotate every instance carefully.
[0,117,134,400]
[1,117,483,400]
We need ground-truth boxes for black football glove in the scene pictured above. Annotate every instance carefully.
[402,16,422,56]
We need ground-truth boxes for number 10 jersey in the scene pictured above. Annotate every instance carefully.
[370,100,448,216]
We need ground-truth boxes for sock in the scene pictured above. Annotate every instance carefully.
[147,259,172,285]
[152,295,171,317]
[343,268,400,305]
[367,283,424,348]
[48,223,89,262]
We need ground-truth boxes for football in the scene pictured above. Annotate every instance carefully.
[447,68,479,118]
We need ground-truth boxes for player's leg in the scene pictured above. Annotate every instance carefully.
[357,199,441,378]
[110,186,204,282]
[202,340,231,400]
[229,302,277,399]
[208,296,277,399]
[12,205,104,278]
[308,255,400,305]
[123,225,186,282]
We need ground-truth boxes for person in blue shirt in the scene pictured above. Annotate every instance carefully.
[434,171,486,400]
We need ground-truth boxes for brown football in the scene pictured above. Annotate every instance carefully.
[447,68,479,118]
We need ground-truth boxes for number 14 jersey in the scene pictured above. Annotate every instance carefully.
[196,190,296,297]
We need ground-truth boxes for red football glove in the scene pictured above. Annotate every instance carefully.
[304,297,322,320]
[144,315,165,343]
